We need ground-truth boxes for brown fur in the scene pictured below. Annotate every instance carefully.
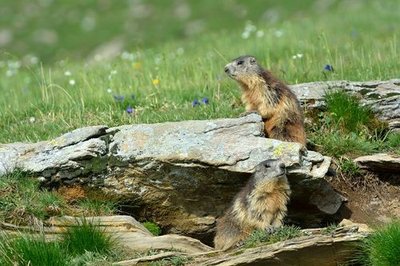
[225,56,306,145]
[214,160,291,250]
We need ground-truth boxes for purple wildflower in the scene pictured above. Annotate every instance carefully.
[201,97,209,104]
[126,106,134,114]
[192,99,200,107]
[323,64,334,72]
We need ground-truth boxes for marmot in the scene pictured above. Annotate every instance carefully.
[214,159,291,250]
[224,55,306,145]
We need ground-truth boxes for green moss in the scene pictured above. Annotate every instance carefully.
[143,221,162,236]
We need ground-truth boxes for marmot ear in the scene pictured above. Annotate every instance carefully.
[250,57,256,64]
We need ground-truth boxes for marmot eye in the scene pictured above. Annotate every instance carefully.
[237,60,244,65]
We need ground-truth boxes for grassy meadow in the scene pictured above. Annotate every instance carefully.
[1,1,400,264]
[0,0,399,144]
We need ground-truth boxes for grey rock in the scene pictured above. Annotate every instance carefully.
[0,114,340,237]
[290,79,400,130]
[0,142,36,175]
[354,153,400,173]
[51,125,108,148]
[195,226,369,266]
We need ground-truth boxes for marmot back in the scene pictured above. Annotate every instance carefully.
[214,159,291,250]
[224,55,306,145]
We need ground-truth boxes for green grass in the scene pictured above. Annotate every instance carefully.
[324,91,375,133]
[143,221,162,236]
[0,233,67,266]
[1,0,399,143]
[0,0,346,63]
[308,90,399,158]
[352,221,400,266]
[76,199,116,217]
[309,131,380,158]
[339,158,362,177]
[0,171,66,225]
[149,255,190,266]
[384,133,400,155]
[61,218,115,256]
[0,220,119,266]
[321,223,340,235]
[0,171,119,225]
[243,225,303,248]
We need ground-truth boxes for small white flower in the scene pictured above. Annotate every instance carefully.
[121,51,135,61]
[107,88,112,93]
[30,56,39,65]
[274,30,283,37]
[8,61,21,69]
[64,70,71,76]
[256,30,264,38]
[292,53,304,60]
[6,70,14,76]
[29,117,36,123]
[176,47,184,55]
[111,70,117,75]
[154,55,162,65]
[244,22,256,33]
[241,31,250,39]
[69,79,76,85]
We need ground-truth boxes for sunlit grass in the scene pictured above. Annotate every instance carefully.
[0,233,67,266]
[0,171,65,225]
[0,1,399,143]
[61,218,115,256]
[243,225,303,248]
[350,221,400,266]
[308,90,399,158]
[0,221,119,266]
[0,172,118,225]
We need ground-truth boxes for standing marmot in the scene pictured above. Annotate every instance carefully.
[224,55,306,145]
[214,159,291,250]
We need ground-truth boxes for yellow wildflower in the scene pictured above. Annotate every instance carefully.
[132,62,142,70]
[152,79,160,86]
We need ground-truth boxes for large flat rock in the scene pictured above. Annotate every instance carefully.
[0,114,340,238]
[354,153,400,173]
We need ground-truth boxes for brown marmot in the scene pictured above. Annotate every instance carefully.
[214,159,291,250]
[224,55,306,145]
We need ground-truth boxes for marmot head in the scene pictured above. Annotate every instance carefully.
[253,159,286,184]
[224,55,263,80]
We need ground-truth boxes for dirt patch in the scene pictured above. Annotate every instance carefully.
[329,170,400,227]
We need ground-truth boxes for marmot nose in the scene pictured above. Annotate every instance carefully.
[224,66,230,73]
[278,162,285,170]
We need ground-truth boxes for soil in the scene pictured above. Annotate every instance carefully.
[329,169,400,227]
